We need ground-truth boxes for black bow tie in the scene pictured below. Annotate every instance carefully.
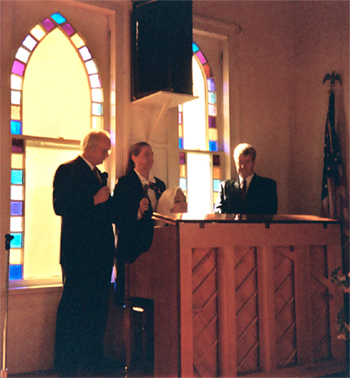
[148,182,157,191]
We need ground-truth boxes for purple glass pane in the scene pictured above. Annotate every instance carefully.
[12,61,25,76]
[12,139,24,153]
[208,117,216,128]
[62,23,75,36]
[196,51,207,65]
[213,155,220,166]
[207,78,216,92]
[179,152,185,164]
[42,18,55,32]
[11,201,23,216]
[178,112,182,124]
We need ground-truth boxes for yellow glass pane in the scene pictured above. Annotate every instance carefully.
[209,128,218,141]
[213,166,221,179]
[179,124,183,138]
[92,116,103,129]
[213,192,218,204]
[23,28,91,139]
[11,106,21,120]
[10,249,22,264]
[179,164,186,178]
[10,217,23,232]
[11,186,23,200]
[24,140,80,279]
[71,33,85,48]
[31,24,46,41]
[11,154,23,169]
[11,75,22,90]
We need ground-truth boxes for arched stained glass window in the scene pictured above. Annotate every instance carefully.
[178,42,221,214]
[9,13,103,284]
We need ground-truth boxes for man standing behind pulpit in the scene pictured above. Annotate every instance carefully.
[215,143,278,215]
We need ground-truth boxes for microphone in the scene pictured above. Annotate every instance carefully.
[143,184,149,198]
[101,172,108,186]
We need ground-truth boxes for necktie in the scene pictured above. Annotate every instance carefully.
[93,167,102,184]
[241,179,247,200]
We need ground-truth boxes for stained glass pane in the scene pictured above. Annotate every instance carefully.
[213,155,220,166]
[92,116,103,129]
[178,111,182,124]
[11,201,23,216]
[213,192,218,206]
[179,178,187,191]
[11,120,22,135]
[178,125,183,138]
[92,88,103,102]
[79,46,92,61]
[71,34,85,48]
[11,186,24,200]
[9,265,22,281]
[62,23,75,36]
[12,78,22,93]
[209,141,218,152]
[208,92,216,104]
[207,78,216,92]
[209,116,216,128]
[15,47,30,64]
[11,154,23,169]
[23,35,37,51]
[209,128,218,141]
[11,91,21,105]
[11,106,21,120]
[179,138,183,149]
[11,170,23,184]
[179,152,186,164]
[89,74,101,88]
[192,43,199,53]
[92,103,103,116]
[196,51,207,65]
[51,13,66,24]
[203,64,212,78]
[213,179,221,192]
[31,25,46,41]
[10,233,23,248]
[179,164,186,178]
[85,60,98,75]
[12,139,24,153]
[12,61,25,76]
[10,217,23,232]
[213,166,221,179]
[208,104,217,116]
[42,18,55,32]
[10,249,22,265]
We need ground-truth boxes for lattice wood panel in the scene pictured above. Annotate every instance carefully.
[309,245,331,362]
[192,248,219,378]
[235,247,259,374]
[274,246,297,368]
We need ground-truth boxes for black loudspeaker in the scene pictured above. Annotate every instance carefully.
[131,0,193,100]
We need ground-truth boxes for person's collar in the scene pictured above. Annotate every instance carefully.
[80,155,94,170]
[239,173,254,186]
[134,169,156,185]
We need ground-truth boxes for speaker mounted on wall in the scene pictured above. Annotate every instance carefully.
[131,0,193,100]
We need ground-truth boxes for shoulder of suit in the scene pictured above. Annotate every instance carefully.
[253,174,276,186]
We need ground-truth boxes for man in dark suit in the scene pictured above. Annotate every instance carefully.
[215,143,277,215]
[53,130,115,377]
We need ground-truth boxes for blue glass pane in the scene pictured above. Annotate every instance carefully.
[11,170,23,184]
[11,201,23,216]
[179,138,183,149]
[208,92,216,104]
[11,120,22,135]
[92,103,103,116]
[192,42,199,53]
[179,178,187,191]
[209,141,218,152]
[10,233,22,248]
[9,265,22,280]
[207,78,216,92]
[51,13,66,24]
[213,179,221,192]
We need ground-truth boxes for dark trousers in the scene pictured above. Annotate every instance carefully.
[54,264,112,377]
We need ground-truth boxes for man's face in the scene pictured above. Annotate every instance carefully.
[89,136,111,166]
[235,153,255,179]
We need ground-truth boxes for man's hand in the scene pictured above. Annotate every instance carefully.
[139,197,150,217]
[94,186,110,205]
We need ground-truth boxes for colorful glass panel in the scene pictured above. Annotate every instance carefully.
[10,217,23,232]
[179,178,187,191]
[12,139,24,153]
[12,61,25,76]
[11,186,24,201]
[15,47,30,64]
[209,116,216,128]
[11,154,23,169]
[196,51,207,65]
[23,35,37,51]
[213,179,221,192]
[10,249,22,265]
[42,18,55,32]
[179,164,186,178]
[11,202,23,216]
[92,89,103,102]
[213,155,220,166]
[11,75,23,90]
[207,78,216,92]
[11,120,22,135]
[208,92,216,104]
[10,233,23,248]
[11,106,21,120]
[179,138,184,149]
[11,170,23,184]
[203,64,212,78]
[31,25,46,41]
[11,91,21,105]
[9,265,22,280]
[209,128,218,141]
[213,166,221,179]
[179,153,186,164]
[62,24,75,36]
[89,74,101,88]
[79,46,92,61]
[208,104,217,116]
[192,43,199,53]
[85,60,98,75]
[92,103,102,116]
[209,141,218,152]
[51,13,66,24]
[71,34,85,48]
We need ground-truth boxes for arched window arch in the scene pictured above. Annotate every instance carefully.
[178,42,221,214]
[9,12,103,284]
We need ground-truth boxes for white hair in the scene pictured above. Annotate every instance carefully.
[156,186,184,218]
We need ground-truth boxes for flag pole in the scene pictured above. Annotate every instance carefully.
[1,234,14,378]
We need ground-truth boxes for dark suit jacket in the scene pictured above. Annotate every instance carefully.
[53,156,115,273]
[215,173,278,215]
[112,169,166,264]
